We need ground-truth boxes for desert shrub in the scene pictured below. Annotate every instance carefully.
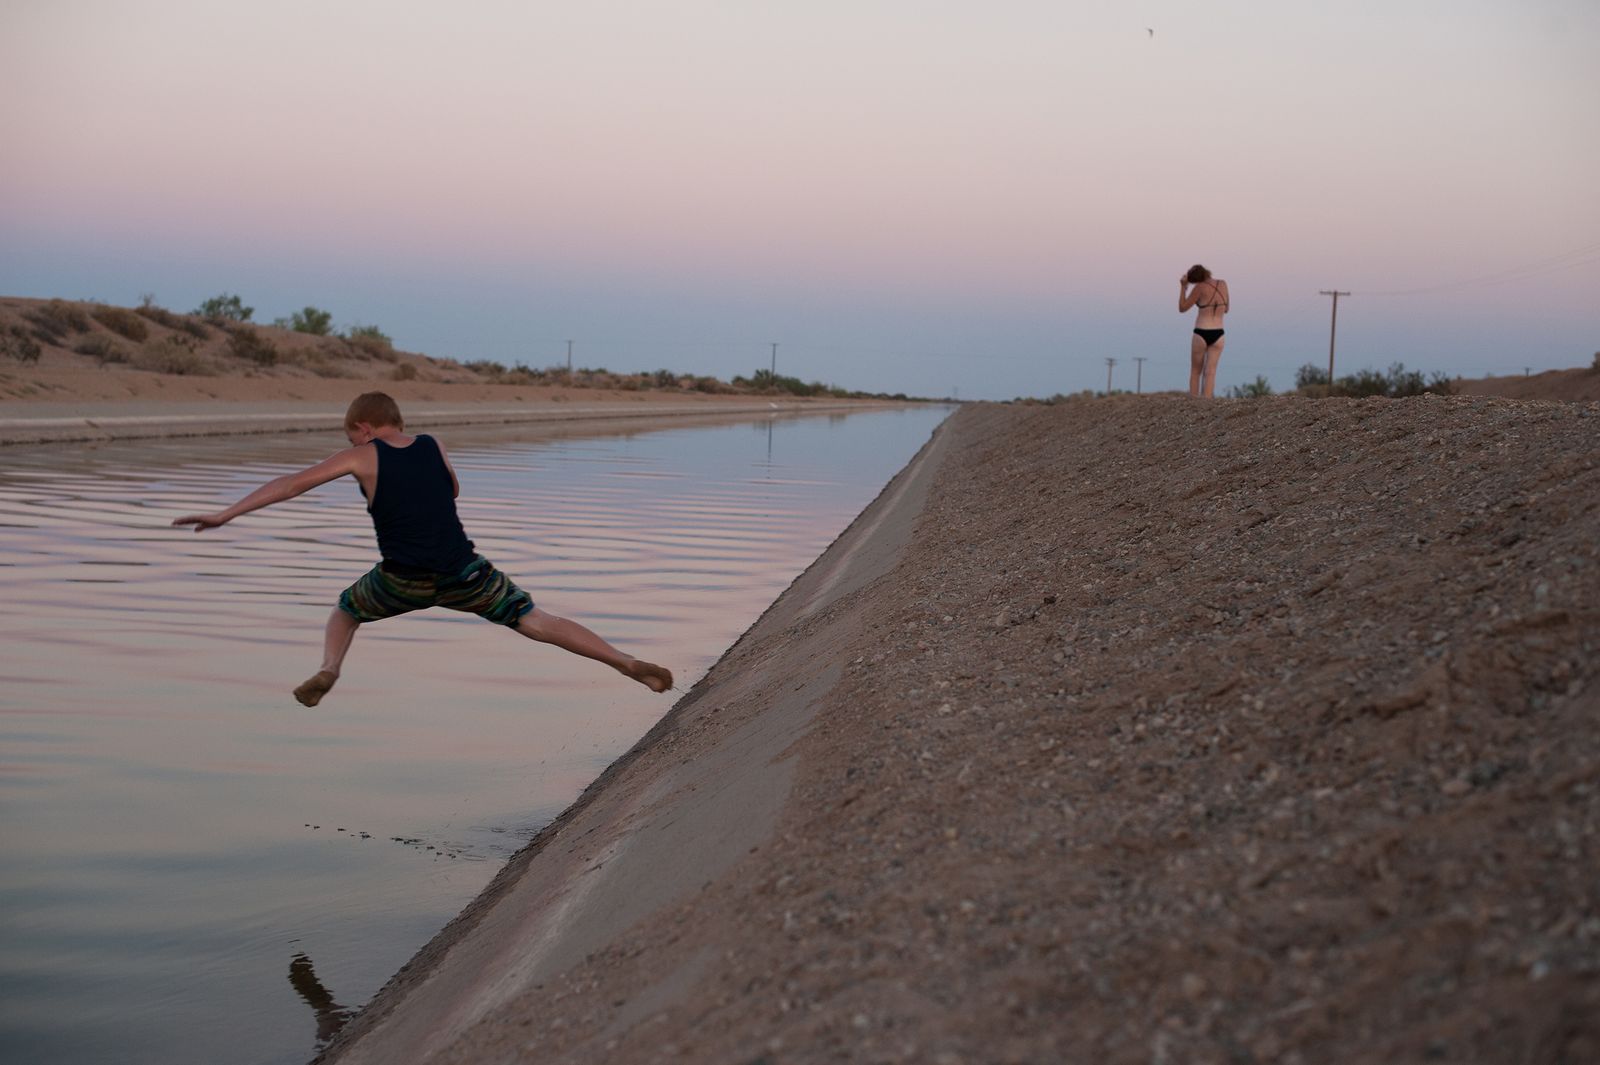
[1295,363,1330,390]
[652,368,678,389]
[136,300,210,339]
[90,306,149,341]
[290,306,333,335]
[307,356,352,379]
[347,324,390,343]
[133,336,213,375]
[692,376,725,394]
[23,312,69,343]
[501,366,543,385]
[194,293,253,322]
[739,368,829,397]
[30,295,92,337]
[1337,367,1390,397]
[135,305,179,328]
[49,299,92,331]
[1227,375,1275,399]
[3,325,43,362]
[390,362,418,381]
[134,297,182,328]
[344,330,396,362]
[74,334,128,364]
[1299,361,1453,397]
[1383,364,1430,397]
[276,345,321,369]
[464,359,508,377]
[226,325,278,366]
[276,346,352,379]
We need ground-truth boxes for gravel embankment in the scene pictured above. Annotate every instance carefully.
[326,395,1599,1065]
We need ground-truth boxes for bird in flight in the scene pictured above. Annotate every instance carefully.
[1147,27,1155,38]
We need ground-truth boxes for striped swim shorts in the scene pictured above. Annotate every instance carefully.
[337,555,535,627]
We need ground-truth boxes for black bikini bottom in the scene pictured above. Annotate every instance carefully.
[1194,328,1225,347]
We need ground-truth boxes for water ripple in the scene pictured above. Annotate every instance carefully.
[0,406,949,1065]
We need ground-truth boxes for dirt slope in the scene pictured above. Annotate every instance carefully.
[325,395,1599,1065]
[1455,364,1600,402]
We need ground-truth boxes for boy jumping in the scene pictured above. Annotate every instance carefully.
[172,391,673,705]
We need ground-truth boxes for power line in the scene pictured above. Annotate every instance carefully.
[1355,238,1600,297]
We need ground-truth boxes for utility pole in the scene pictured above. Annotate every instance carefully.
[1133,356,1147,394]
[770,342,778,378]
[1105,356,1117,395]
[1319,290,1349,391]
[566,339,573,376]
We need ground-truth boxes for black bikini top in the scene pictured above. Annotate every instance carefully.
[1196,281,1229,311]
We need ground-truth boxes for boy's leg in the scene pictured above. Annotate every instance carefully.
[295,608,361,707]
[514,607,673,692]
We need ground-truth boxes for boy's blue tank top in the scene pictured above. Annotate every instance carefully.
[362,435,476,574]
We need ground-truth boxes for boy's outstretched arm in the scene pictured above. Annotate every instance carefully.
[172,448,365,531]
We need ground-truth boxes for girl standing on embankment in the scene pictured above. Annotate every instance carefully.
[1179,264,1229,397]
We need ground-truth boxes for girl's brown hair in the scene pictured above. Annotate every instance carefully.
[1185,264,1212,284]
[344,391,403,430]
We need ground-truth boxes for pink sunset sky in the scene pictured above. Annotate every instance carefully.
[3,0,1596,398]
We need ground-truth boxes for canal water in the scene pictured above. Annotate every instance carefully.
[0,405,950,1065]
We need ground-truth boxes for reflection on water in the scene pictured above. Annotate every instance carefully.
[287,953,353,1050]
[0,406,948,1065]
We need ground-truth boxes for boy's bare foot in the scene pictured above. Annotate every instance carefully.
[294,670,339,707]
[624,659,673,693]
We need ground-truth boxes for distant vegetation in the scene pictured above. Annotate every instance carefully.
[34,299,92,337]
[137,296,210,339]
[288,307,333,336]
[2,325,42,363]
[90,306,149,342]
[134,334,213,376]
[0,293,933,400]
[1019,360,1457,403]
[1293,362,1454,398]
[1227,375,1275,399]
[194,293,254,323]
[723,367,899,399]
[226,324,278,366]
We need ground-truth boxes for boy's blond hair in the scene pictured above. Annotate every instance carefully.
[345,391,404,430]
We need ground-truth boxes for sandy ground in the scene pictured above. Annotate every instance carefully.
[314,393,1598,1065]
